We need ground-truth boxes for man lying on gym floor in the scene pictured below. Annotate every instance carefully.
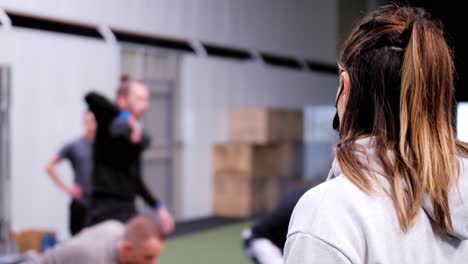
[26,215,165,264]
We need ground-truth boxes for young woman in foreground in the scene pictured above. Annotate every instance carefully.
[285,5,468,264]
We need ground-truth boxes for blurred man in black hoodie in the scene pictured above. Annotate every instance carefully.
[85,76,174,235]
[242,187,308,264]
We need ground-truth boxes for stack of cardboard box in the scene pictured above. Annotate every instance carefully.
[213,108,304,218]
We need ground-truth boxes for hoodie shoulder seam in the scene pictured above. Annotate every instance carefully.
[287,231,353,264]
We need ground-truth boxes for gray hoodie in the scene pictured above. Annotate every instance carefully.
[285,138,468,263]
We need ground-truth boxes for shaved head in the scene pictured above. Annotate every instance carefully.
[118,215,165,264]
[123,215,164,245]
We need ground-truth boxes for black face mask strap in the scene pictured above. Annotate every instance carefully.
[332,112,340,131]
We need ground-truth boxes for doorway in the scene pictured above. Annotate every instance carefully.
[0,66,11,245]
[121,46,181,218]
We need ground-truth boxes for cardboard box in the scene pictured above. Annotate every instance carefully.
[213,143,303,178]
[229,108,303,144]
[213,174,280,218]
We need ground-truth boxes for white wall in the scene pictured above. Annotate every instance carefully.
[458,103,468,143]
[304,106,337,183]
[179,57,338,219]
[0,0,340,226]
[0,0,337,64]
[0,28,119,239]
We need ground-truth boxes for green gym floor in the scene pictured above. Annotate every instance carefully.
[160,221,253,264]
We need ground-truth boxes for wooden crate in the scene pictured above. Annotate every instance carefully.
[213,143,303,178]
[277,143,304,177]
[213,174,280,218]
[213,143,279,177]
[282,110,304,142]
[11,229,56,253]
[229,108,303,144]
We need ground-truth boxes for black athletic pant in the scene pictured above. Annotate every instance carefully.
[89,198,137,225]
[70,200,89,236]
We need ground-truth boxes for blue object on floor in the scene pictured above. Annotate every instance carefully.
[41,233,57,252]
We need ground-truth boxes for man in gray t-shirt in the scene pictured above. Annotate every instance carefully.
[27,215,164,264]
[46,112,96,235]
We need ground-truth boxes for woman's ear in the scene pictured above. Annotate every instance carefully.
[341,71,351,102]
[336,70,351,123]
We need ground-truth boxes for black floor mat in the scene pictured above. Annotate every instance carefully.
[169,217,255,238]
